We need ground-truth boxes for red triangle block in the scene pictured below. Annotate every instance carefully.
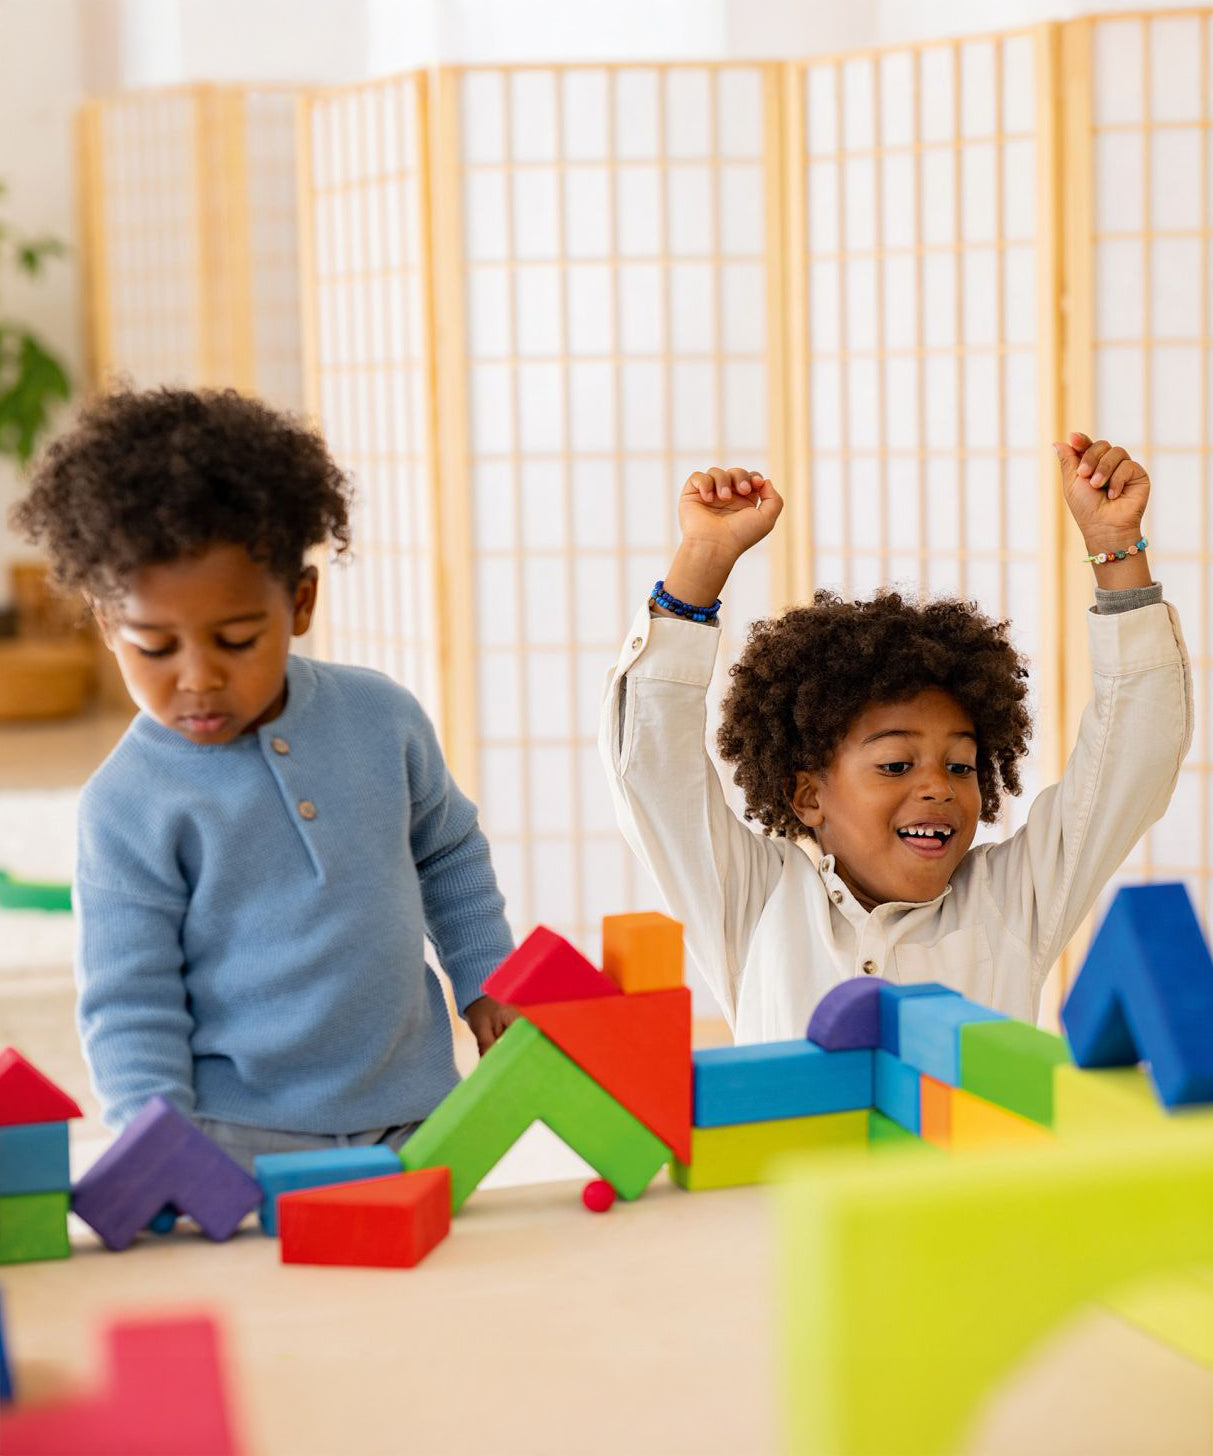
[0,1047,83,1126]
[484,926,621,1006]
[522,988,692,1164]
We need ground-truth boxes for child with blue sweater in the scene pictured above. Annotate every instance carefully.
[12,387,517,1172]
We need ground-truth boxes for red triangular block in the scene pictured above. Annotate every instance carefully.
[0,1047,83,1127]
[484,926,620,1006]
[522,988,692,1164]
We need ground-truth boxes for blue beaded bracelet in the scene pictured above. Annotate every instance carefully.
[649,580,722,624]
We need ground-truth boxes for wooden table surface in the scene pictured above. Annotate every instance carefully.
[4,1175,1212,1456]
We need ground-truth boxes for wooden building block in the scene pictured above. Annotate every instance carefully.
[949,1088,1053,1149]
[671,1111,867,1190]
[1053,1063,1213,1141]
[0,1287,11,1403]
[1061,882,1213,1108]
[0,1047,82,1126]
[278,1169,451,1268]
[877,983,958,1056]
[693,1042,872,1127]
[0,1121,70,1195]
[919,1076,952,1148]
[520,986,691,1163]
[71,1097,262,1251]
[898,996,1005,1086]
[0,1313,242,1455]
[254,1146,403,1236]
[773,1125,1213,1456]
[483,926,620,1006]
[0,1190,69,1264]
[601,912,684,992]
[959,1019,1071,1126]
[867,1111,930,1149]
[874,1049,920,1134]
[806,978,884,1050]
[401,1019,670,1211]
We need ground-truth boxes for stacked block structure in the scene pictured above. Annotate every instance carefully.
[0,1048,82,1265]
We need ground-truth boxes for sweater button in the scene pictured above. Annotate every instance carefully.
[862,960,877,975]
[271,737,290,755]
[298,800,317,821]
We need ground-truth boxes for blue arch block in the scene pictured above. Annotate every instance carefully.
[1061,882,1213,1109]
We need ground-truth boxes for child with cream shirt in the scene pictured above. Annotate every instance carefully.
[600,433,1192,1037]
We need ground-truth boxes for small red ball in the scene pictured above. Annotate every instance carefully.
[582,1178,616,1213]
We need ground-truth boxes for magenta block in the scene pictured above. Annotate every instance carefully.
[71,1097,261,1251]
[806,977,887,1050]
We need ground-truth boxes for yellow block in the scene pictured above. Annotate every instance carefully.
[671,1111,868,1191]
[1104,1265,1213,1369]
[1054,1064,1213,1140]
[950,1087,1053,1148]
[602,911,684,993]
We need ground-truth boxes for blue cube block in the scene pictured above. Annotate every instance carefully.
[0,1122,69,1196]
[254,1145,403,1235]
[874,1049,921,1134]
[898,996,1006,1086]
[692,1041,873,1127]
[0,1288,12,1403]
[877,983,959,1056]
[1061,882,1213,1108]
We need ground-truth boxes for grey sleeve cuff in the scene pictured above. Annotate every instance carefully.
[1093,581,1164,615]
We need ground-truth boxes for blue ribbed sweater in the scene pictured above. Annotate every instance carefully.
[73,654,515,1134]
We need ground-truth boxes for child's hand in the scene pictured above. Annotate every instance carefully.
[1053,432,1150,551]
[679,467,783,561]
[463,994,518,1056]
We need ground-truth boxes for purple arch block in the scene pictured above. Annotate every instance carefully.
[807,977,888,1050]
[72,1097,261,1251]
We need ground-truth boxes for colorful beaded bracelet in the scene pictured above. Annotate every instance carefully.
[1083,537,1148,565]
[649,580,722,623]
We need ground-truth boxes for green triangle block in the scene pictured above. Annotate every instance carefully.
[959,1020,1072,1126]
[0,1190,70,1264]
[401,1019,670,1211]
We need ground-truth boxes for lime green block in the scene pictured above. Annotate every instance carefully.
[0,868,72,912]
[401,1019,670,1211]
[670,1111,867,1191]
[1104,1266,1213,1368]
[1054,1063,1213,1140]
[0,1190,70,1264]
[867,1110,932,1150]
[774,1126,1213,1456]
[960,1019,1071,1126]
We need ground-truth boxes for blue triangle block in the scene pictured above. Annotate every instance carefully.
[1061,883,1213,1109]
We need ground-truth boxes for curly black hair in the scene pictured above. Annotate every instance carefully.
[9,386,353,601]
[716,589,1033,841]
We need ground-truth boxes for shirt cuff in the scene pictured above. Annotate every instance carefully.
[1093,581,1163,615]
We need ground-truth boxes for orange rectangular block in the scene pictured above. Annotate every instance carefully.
[919,1075,952,1149]
[950,1087,1053,1149]
[602,912,684,993]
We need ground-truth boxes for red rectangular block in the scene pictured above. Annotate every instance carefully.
[278,1169,451,1269]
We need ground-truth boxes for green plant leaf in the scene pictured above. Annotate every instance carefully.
[0,327,70,463]
[17,238,68,276]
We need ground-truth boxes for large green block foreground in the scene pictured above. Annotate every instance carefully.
[0,1190,70,1264]
[401,1019,670,1210]
[774,1125,1213,1455]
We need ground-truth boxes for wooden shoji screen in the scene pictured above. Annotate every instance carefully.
[435,63,784,969]
[784,31,1064,847]
[77,85,303,409]
[298,76,440,713]
[1064,10,1213,930]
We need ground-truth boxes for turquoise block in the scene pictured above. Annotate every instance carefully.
[693,1042,873,1127]
[877,983,959,1055]
[254,1146,402,1235]
[874,1050,920,1134]
[0,1122,69,1196]
[898,996,1006,1086]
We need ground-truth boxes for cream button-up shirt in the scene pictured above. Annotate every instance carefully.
[599,598,1193,1041]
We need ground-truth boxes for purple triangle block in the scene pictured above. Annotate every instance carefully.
[71,1097,261,1251]
[807,977,887,1050]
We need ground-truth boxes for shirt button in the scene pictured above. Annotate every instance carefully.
[271,737,290,755]
[298,800,317,821]
[630,636,643,650]
[862,961,878,975]
[830,890,843,905]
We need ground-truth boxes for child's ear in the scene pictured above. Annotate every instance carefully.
[291,566,319,636]
[791,770,825,831]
